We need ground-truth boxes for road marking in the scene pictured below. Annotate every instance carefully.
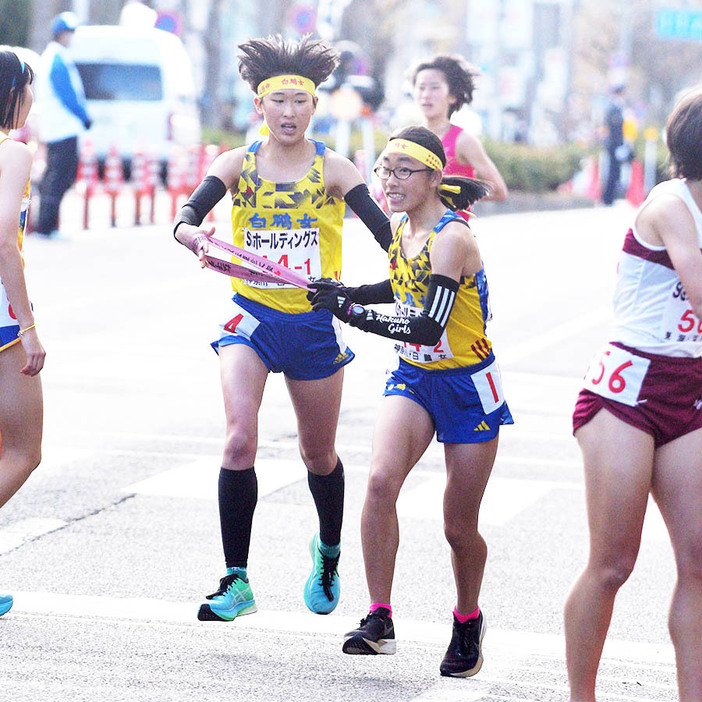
[126,459,670,541]
[125,457,307,500]
[9,590,675,668]
[498,307,613,365]
[398,476,555,526]
[0,518,67,555]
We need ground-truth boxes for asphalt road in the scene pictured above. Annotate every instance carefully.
[0,191,679,702]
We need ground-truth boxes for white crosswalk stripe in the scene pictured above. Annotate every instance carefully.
[7,590,677,702]
[125,458,670,541]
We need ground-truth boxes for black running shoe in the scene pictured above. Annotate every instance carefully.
[342,607,396,655]
[440,611,485,677]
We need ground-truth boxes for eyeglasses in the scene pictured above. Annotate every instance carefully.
[373,165,433,180]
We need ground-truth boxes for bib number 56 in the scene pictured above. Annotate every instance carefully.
[583,344,650,407]
[591,352,633,393]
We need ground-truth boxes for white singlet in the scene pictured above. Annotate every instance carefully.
[612,178,702,357]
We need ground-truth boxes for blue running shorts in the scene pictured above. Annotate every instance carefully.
[213,294,354,381]
[384,354,514,443]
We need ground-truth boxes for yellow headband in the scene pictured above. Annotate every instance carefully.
[256,75,316,98]
[382,139,444,171]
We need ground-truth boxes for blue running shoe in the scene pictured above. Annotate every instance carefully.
[0,594,13,617]
[304,533,340,614]
[197,573,257,621]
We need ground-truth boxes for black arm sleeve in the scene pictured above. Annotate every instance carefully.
[346,279,394,305]
[344,183,392,252]
[173,175,228,237]
[351,274,460,345]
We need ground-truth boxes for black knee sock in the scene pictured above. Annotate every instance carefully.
[218,467,258,569]
[307,458,344,547]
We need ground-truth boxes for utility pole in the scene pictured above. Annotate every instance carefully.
[615,0,633,85]
[487,0,506,140]
[72,0,90,22]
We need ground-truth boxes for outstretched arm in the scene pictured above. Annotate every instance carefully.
[173,149,243,261]
[324,150,392,251]
[310,274,459,346]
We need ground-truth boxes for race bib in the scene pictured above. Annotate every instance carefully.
[583,344,650,407]
[0,280,17,327]
[393,299,453,364]
[243,227,321,289]
[472,359,506,414]
[661,282,702,344]
[222,300,260,340]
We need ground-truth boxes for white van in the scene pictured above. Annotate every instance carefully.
[70,25,201,171]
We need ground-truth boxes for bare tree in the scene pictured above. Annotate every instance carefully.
[572,0,702,127]
[29,0,65,52]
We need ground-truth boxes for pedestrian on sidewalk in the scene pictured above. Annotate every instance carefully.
[566,85,702,701]
[35,12,91,238]
[0,50,45,617]
[600,84,627,207]
[173,34,391,622]
[309,125,513,676]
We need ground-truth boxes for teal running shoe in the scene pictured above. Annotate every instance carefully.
[197,573,257,621]
[304,533,340,614]
[0,594,13,617]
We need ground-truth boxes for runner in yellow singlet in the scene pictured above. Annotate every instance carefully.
[0,50,44,619]
[309,125,512,676]
[173,35,391,622]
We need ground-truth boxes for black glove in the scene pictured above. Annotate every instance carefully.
[310,284,356,322]
[83,118,92,130]
[306,277,343,303]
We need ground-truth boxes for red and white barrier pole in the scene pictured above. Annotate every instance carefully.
[77,139,98,229]
[147,151,160,225]
[131,147,148,226]
[167,146,187,220]
[104,144,124,227]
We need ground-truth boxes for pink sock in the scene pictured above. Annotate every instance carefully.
[453,606,480,623]
[370,602,392,618]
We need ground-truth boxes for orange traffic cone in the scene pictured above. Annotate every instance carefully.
[626,158,645,207]
[585,156,601,201]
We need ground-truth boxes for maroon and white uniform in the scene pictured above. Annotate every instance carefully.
[613,178,702,357]
[573,179,702,446]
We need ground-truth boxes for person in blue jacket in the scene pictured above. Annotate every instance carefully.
[35,12,91,238]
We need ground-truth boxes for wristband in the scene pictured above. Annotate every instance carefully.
[18,323,36,337]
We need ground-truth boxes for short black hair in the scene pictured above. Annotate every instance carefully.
[238,34,339,93]
[0,50,33,130]
[666,86,702,180]
[410,54,479,117]
[388,126,489,210]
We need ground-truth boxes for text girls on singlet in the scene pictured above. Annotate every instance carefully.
[388,209,492,369]
[0,135,31,352]
[230,140,345,314]
[613,178,702,357]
